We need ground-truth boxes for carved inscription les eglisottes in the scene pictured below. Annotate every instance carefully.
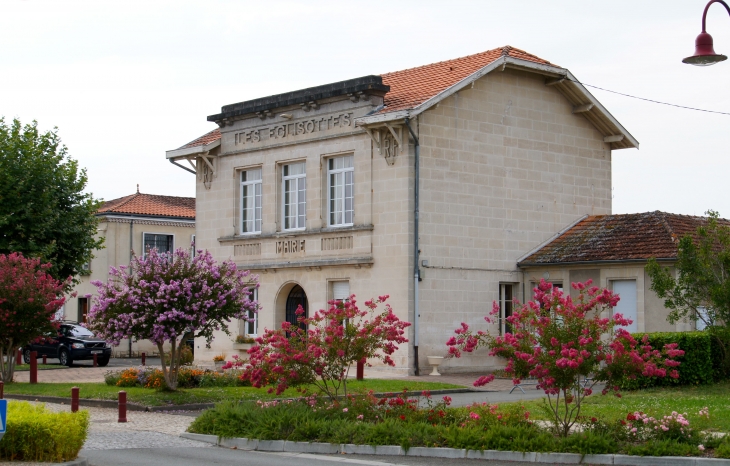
[235,113,353,146]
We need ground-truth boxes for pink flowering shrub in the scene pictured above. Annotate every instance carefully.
[446,279,684,436]
[0,252,70,382]
[625,409,705,443]
[243,295,410,399]
[88,247,258,390]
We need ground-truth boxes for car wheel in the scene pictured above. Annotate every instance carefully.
[59,349,72,367]
[23,348,31,365]
[98,357,110,367]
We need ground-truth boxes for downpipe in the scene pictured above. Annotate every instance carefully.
[404,117,420,376]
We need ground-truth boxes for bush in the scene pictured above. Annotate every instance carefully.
[621,332,717,389]
[164,345,193,366]
[0,402,89,462]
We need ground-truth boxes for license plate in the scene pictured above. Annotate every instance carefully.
[91,350,103,354]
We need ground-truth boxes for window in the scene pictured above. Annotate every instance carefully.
[78,298,88,323]
[190,234,196,257]
[240,168,262,234]
[499,283,516,335]
[328,155,354,226]
[696,306,709,331]
[243,288,258,336]
[283,162,306,230]
[143,233,173,256]
[611,279,638,333]
[332,281,350,302]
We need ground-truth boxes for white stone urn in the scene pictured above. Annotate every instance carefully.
[427,356,444,376]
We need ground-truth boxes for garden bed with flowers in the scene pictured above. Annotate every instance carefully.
[188,389,730,458]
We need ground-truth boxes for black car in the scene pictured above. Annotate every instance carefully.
[23,322,112,367]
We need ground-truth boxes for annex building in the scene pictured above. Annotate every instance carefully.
[166,46,638,373]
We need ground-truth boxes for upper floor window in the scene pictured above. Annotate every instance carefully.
[328,155,354,226]
[241,168,262,234]
[283,162,306,230]
[143,233,173,257]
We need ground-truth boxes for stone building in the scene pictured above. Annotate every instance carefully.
[66,190,195,356]
[518,211,725,335]
[166,46,637,373]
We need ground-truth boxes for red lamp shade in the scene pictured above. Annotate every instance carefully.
[683,31,728,65]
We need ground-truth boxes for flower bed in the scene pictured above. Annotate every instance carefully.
[189,391,730,457]
[104,366,250,389]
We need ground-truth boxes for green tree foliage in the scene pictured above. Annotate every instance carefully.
[646,210,730,329]
[0,118,103,284]
[646,210,730,373]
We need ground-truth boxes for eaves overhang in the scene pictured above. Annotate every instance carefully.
[517,257,676,268]
[355,56,639,150]
[165,139,221,160]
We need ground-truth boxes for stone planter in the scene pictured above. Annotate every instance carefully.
[214,361,225,372]
[232,343,253,352]
[427,356,444,376]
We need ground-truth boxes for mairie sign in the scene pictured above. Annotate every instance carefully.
[0,399,6,441]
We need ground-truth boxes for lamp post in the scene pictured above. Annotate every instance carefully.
[684,0,730,65]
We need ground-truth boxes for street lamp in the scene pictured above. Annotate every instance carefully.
[683,0,730,65]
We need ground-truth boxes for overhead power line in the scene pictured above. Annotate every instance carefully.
[566,77,730,116]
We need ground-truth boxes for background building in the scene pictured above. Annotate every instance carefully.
[67,190,195,356]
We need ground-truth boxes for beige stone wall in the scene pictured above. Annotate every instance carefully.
[416,68,613,373]
[66,217,195,356]
[193,96,414,370]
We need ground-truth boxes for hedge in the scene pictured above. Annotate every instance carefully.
[620,331,730,390]
[0,402,89,462]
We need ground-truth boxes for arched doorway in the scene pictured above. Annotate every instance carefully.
[285,285,308,330]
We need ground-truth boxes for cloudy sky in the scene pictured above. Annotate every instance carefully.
[1,0,728,216]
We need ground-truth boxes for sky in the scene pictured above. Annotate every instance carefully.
[1,0,729,216]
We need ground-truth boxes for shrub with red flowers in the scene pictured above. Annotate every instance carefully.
[243,295,410,400]
[446,279,684,436]
[0,252,69,382]
[88,247,258,390]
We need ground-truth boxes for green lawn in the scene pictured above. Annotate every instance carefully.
[510,381,730,432]
[2,379,462,407]
[14,364,68,372]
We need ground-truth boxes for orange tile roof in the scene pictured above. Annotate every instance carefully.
[178,46,553,149]
[177,128,221,150]
[519,211,729,265]
[381,46,553,113]
[98,192,195,219]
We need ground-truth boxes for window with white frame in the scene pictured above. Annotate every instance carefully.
[282,162,306,230]
[328,155,354,226]
[499,283,517,335]
[332,281,350,302]
[143,233,173,256]
[243,288,258,336]
[240,168,262,234]
[611,279,638,333]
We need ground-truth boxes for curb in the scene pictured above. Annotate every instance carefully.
[1,387,477,412]
[180,433,730,466]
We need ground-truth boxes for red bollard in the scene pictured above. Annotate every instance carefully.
[29,351,37,384]
[16,349,22,366]
[141,352,146,366]
[93,353,98,367]
[356,357,365,380]
[118,391,127,423]
[71,386,79,413]
[42,354,47,365]
[0,381,4,399]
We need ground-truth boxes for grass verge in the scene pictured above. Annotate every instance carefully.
[2,379,463,407]
[508,381,730,431]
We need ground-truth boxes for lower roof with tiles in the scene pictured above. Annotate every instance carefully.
[98,192,195,220]
[518,211,728,266]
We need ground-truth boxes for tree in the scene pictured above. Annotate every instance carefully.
[646,210,730,330]
[244,295,410,399]
[0,253,69,382]
[88,247,258,390]
[646,210,730,372]
[0,118,104,285]
[447,280,682,436]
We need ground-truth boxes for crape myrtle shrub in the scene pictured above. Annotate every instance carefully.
[621,331,730,389]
